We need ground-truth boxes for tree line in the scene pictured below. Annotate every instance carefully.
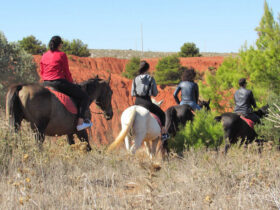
[18,35,90,57]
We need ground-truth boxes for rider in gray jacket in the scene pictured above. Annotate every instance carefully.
[173,68,201,110]
[234,78,260,123]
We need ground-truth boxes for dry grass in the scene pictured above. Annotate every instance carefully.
[0,110,279,209]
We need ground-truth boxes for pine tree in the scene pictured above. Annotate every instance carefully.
[200,1,280,111]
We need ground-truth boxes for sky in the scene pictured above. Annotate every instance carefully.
[1,0,280,53]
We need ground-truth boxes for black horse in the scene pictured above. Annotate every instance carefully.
[165,99,211,137]
[163,100,211,152]
[214,105,269,153]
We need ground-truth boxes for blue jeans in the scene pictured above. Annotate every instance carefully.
[180,101,201,111]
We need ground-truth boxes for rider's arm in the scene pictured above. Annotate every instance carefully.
[131,78,136,96]
[194,83,199,104]
[173,85,181,105]
[250,91,257,108]
[151,77,158,97]
[39,60,44,81]
[61,53,73,83]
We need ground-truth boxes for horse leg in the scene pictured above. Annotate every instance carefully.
[13,112,24,132]
[31,118,48,150]
[144,141,153,159]
[151,138,160,158]
[67,134,75,145]
[76,130,91,151]
[130,132,145,155]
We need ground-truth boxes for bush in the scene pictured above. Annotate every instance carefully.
[0,31,38,107]
[168,109,224,153]
[122,57,140,79]
[178,42,201,57]
[154,55,182,85]
[18,35,47,55]
[61,39,90,57]
[255,93,280,146]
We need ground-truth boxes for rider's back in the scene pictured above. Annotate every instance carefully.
[234,87,255,115]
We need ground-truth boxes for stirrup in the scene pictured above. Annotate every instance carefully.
[77,121,93,131]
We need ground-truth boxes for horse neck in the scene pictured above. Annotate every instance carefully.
[80,79,100,103]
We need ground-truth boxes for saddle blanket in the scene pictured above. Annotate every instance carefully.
[46,87,78,114]
[240,116,254,129]
[150,113,162,128]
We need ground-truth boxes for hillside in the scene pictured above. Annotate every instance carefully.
[89,49,237,59]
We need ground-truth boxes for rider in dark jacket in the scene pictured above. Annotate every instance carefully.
[131,60,169,140]
[234,78,260,123]
[173,68,201,110]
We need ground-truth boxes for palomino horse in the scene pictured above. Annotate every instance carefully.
[6,76,113,151]
[215,105,269,153]
[108,99,163,158]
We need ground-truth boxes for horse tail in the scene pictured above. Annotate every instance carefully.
[214,115,222,122]
[108,107,137,151]
[6,84,23,128]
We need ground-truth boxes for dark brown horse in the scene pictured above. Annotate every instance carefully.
[6,75,113,151]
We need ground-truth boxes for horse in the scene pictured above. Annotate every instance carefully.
[108,99,164,158]
[6,75,113,151]
[165,99,211,137]
[163,100,211,153]
[214,105,269,153]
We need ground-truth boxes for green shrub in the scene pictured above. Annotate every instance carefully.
[61,39,90,57]
[168,109,224,153]
[18,35,47,55]
[178,42,201,57]
[0,31,38,107]
[154,55,181,85]
[255,93,280,146]
[122,57,140,79]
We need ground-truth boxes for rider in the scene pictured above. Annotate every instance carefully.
[40,35,92,131]
[234,78,260,123]
[173,67,201,110]
[131,60,169,141]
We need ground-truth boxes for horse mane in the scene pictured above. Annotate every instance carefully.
[79,77,102,93]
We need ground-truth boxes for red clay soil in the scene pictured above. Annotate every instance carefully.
[33,55,224,145]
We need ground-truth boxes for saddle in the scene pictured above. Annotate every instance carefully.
[46,87,78,114]
[240,115,254,129]
[150,113,162,128]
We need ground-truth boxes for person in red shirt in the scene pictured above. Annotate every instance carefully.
[40,36,92,131]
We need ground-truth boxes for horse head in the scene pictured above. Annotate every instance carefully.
[80,75,113,120]
[255,104,269,118]
[198,99,211,111]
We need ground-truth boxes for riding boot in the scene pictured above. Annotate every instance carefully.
[161,127,170,142]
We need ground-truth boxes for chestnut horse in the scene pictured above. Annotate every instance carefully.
[6,76,113,151]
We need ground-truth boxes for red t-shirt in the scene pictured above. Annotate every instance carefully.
[40,50,73,83]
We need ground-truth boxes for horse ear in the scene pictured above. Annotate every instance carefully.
[208,99,211,104]
[107,73,111,84]
[95,75,99,79]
